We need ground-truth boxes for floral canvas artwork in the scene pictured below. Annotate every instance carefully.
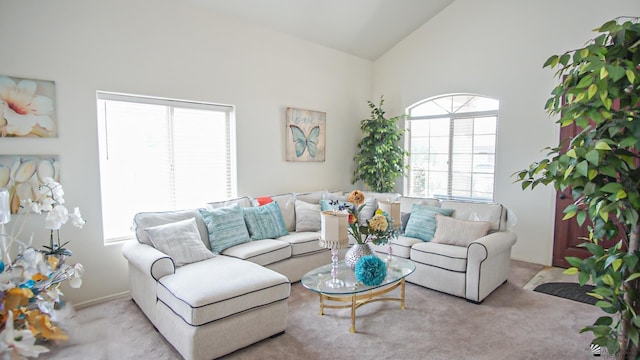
[0,155,59,213]
[0,75,57,137]
[286,107,325,162]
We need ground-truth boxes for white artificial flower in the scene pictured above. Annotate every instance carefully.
[19,248,44,279]
[0,272,16,292]
[49,301,74,327]
[44,205,68,230]
[0,311,49,358]
[39,197,55,212]
[69,207,86,229]
[68,263,84,289]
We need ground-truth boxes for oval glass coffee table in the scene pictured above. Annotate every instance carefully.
[301,256,415,333]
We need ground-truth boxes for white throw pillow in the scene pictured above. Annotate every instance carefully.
[295,200,321,232]
[431,214,492,247]
[145,217,215,266]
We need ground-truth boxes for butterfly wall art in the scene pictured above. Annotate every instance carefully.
[285,107,325,162]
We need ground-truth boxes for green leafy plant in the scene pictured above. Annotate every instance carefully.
[352,96,408,192]
[515,17,640,359]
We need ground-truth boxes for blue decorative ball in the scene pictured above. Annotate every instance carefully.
[354,255,387,286]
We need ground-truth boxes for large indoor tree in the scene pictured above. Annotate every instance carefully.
[352,96,407,193]
[515,18,640,359]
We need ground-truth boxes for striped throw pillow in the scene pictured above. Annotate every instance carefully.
[243,201,289,240]
[403,204,453,242]
[199,204,250,254]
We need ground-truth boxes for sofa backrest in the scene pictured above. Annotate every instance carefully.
[441,200,506,232]
[269,193,296,232]
[207,196,252,209]
[133,209,211,249]
[398,196,440,213]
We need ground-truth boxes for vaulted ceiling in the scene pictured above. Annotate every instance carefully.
[185,0,454,60]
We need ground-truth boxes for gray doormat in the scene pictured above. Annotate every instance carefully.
[533,282,597,305]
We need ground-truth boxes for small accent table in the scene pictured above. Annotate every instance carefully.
[301,256,415,333]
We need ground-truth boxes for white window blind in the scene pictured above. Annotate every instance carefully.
[96,92,236,243]
[406,94,498,202]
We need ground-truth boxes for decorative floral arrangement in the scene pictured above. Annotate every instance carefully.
[0,177,85,358]
[354,255,387,286]
[335,190,397,246]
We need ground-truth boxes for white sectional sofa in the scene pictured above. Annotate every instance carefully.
[122,190,517,360]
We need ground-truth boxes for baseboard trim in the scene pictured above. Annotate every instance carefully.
[74,290,131,309]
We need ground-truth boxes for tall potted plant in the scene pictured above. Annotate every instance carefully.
[515,18,640,359]
[352,96,408,192]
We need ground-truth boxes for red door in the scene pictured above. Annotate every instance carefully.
[552,122,624,267]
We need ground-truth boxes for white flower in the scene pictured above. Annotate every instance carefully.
[45,205,68,230]
[68,263,84,289]
[20,248,45,279]
[0,76,55,137]
[69,207,86,229]
[0,311,50,358]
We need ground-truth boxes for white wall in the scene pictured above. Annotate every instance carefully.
[374,0,640,265]
[0,0,372,304]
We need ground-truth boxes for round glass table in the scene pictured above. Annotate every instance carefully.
[301,256,415,333]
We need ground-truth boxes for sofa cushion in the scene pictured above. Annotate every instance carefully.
[399,196,440,214]
[243,201,289,240]
[145,217,215,267]
[295,190,326,204]
[404,204,453,242]
[441,201,505,231]
[222,239,292,266]
[384,235,423,258]
[207,196,253,209]
[410,241,468,273]
[431,215,492,247]
[157,256,290,326]
[363,191,401,202]
[294,200,321,232]
[270,193,296,232]
[199,204,250,254]
[295,190,343,204]
[277,231,322,256]
[358,196,378,225]
[133,209,209,248]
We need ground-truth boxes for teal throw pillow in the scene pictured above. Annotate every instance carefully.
[242,201,289,240]
[198,204,250,254]
[403,204,453,242]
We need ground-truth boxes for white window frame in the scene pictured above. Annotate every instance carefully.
[96,91,237,243]
[404,94,499,202]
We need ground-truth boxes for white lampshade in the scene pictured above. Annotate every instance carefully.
[0,188,9,225]
[378,200,401,228]
[319,211,348,249]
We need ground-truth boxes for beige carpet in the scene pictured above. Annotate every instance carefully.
[44,260,605,360]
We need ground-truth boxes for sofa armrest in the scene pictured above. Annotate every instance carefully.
[465,230,517,302]
[468,230,517,260]
[122,240,175,280]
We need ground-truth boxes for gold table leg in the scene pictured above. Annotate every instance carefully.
[400,278,406,310]
[316,278,408,333]
[350,294,356,333]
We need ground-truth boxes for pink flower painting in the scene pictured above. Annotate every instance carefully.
[0,75,57,137]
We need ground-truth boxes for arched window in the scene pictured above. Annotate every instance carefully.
[405,94,499,202]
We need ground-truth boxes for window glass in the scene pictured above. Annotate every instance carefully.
[406,94,498,202]
[96,92,236,242]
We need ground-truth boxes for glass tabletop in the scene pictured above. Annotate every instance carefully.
[301,256,415,295]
